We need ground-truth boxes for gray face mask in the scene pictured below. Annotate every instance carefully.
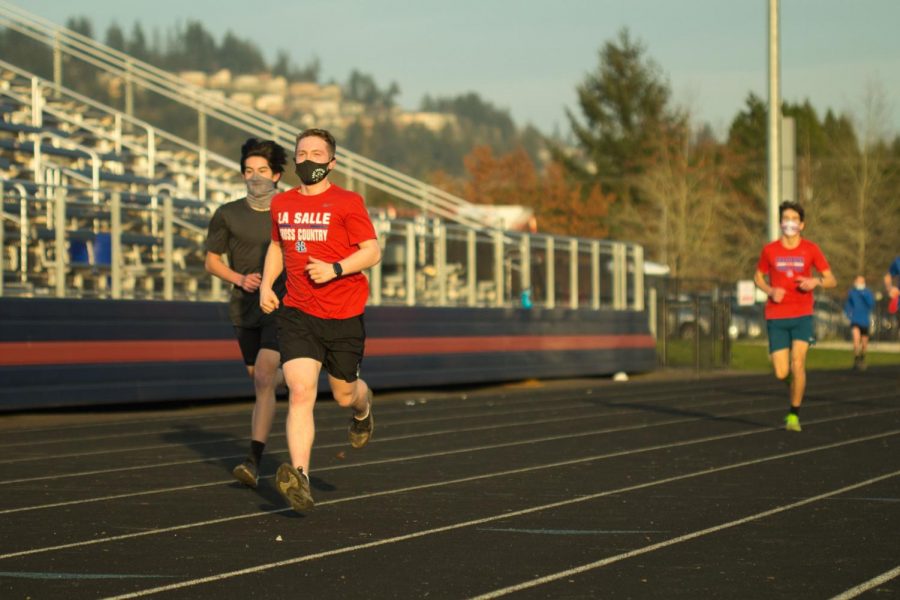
[245,174,277,210]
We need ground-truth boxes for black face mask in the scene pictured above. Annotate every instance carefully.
[295,160,331,185]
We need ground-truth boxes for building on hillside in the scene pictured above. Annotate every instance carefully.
[174,69,456,138]
[394,111,458,133]
[456,204,537,233]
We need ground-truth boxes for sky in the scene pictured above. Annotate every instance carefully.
[14,0,900,137]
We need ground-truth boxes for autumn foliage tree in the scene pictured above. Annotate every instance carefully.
[436,145,615,239]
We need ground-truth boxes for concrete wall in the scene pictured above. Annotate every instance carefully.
[0,298,656,410]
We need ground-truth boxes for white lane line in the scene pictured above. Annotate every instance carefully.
[2,377,886,462]
[99,430,900,600]
[476,528,668,535]
[2,377,747,438]
[469,471,900,599]
[0,381,730,449]
[0,373,863,440]
[0,383,614,443]
[0,410,249,438]
[3,411,896,562]
[3,402,897,516]
[829,565,900,599]
[0,393,760,485]
[0,394,648,464]
[0,396,765,514]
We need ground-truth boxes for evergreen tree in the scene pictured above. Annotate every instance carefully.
[559,28,679,206]
[219,32,266,74]
[173,21,217,71]
[105,23,126,52]
[127,23,150,62]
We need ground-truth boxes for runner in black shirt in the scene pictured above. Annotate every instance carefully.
[205,138,287,487]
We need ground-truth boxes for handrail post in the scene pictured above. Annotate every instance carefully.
[404,222,415,306]
[31,77,42,127]
[54,182,65,297]
[545,236,555,309]
[569,238,579,309]
[32,132,43,186]
[52,32,62,98]
[612,242,627,310]
[435,222,447,306]
[15,183,28,283]
[493,230,504,307]
[147,128,156,180]
[111,191,122,299]
[519,234,531,302]
[199,148,207,201]
[124,59,134,121]
[90,149,100,206]
[369,219,383,306]
[591,241,600,309]
[633,245,644,311]
[113,113,122,154]
[466,229,476,306]
[163,194,174,300]
[198,108,207,151]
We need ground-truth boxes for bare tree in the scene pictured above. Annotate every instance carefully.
[816,81,897,285]
[619,118,742,281]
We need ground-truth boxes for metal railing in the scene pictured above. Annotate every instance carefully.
[1,58,241,201]
[1,180,645,310]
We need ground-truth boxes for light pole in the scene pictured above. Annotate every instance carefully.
[767,0,781,241]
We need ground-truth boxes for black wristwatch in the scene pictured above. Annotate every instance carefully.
[332,262,343,277]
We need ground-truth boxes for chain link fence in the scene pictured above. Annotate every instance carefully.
[647,275,898,370]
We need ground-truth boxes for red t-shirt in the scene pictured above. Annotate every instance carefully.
[756,238,830,320]
[270,184,377,319]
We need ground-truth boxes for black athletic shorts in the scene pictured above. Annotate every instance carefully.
[276,306,365,382]
[233,313,280,365]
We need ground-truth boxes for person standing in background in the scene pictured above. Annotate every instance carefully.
[844,275,875,371]
[885,256,900,316]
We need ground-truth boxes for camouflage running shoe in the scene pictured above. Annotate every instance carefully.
[349,389,374,449]
[275,463,314,512]
[232,459,259,488]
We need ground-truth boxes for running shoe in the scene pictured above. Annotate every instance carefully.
[784,413,802,432]
[349,389,374,449]
[275,463,314,512]
[232,459,259,488]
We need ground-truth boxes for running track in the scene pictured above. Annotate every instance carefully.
[0,367,898,599]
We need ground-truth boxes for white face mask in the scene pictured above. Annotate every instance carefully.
[855,283,865,290]
[780,220,800,236]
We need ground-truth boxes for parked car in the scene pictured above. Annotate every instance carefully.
[813,296,848,341]
[729,301,765,340]
[665,295,765,341]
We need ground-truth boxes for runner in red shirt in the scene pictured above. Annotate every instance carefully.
[754,202,836,432]
[259,129,381,512]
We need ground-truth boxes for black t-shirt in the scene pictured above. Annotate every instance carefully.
[205,198,286,327]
